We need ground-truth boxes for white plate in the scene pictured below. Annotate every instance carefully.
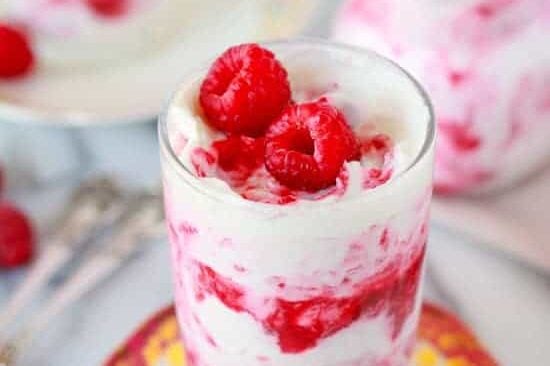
[432,164,550,273]
[0,0,317,126]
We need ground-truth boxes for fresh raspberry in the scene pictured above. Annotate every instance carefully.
[86,0,129,18]
[0,24,34,79]
[0,203,34,269]
[199,44,291,137]
[265,99,360,192]
[212,135,265,173]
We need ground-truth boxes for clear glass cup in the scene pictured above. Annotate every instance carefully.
[159,39,435,366]
[334,0,550,195]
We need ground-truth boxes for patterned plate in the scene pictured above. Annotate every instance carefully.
[105,303,498,366]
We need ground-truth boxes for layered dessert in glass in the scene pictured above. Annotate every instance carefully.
[334,0,550,194]
[160,40,435,365]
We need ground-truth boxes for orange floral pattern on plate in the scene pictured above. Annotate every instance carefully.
[105,303,498,366]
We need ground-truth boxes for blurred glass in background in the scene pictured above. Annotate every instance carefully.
[333,0,550,195]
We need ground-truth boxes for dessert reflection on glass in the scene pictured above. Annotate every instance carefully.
[159,40,435,365]
[334,0,550,195]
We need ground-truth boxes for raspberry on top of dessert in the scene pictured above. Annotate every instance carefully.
[169,43,424,205]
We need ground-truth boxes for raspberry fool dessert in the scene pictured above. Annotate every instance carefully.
[160,40,434,366]
[334,0,550,194]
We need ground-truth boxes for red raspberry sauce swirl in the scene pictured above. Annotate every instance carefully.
[193,247,425,353]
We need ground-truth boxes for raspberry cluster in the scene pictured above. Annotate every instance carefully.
[199,44,360,192]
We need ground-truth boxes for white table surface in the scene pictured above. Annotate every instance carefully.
[1,3,550,365]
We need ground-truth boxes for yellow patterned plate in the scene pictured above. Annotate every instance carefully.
[105,303,498,366]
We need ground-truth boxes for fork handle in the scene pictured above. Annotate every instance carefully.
[26,253,120,338]
[0,242,70,337]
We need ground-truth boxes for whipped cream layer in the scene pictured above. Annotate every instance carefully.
[166,42,431,205]
[334,0,550,194]
[161,41,434,366]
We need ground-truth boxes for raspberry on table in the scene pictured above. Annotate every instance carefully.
[199,43,291,137]
[0,202,34,269]
[265,99,360,192]
[0,24,34,79]
[86,0,129,18]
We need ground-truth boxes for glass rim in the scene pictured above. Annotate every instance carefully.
[158,37,435,211]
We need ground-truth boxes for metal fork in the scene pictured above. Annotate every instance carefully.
[0,189,165,366]
[0,177,125,337]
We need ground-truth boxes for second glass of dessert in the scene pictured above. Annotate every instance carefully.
[160,39,435,365]
[334,0,550,195]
